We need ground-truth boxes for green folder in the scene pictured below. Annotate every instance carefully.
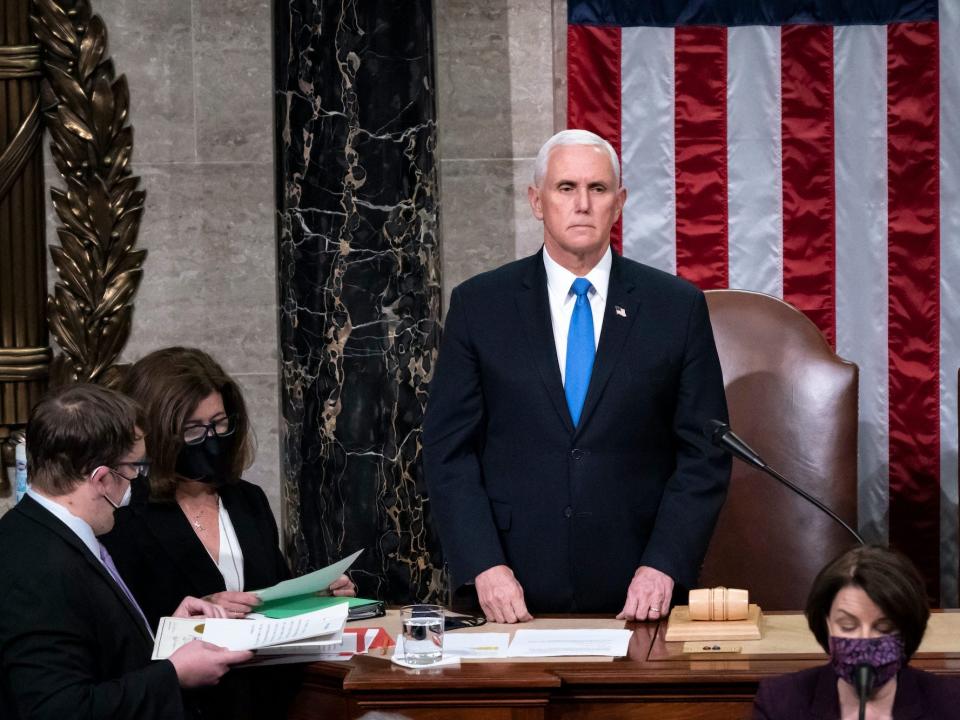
[258,594,385,620]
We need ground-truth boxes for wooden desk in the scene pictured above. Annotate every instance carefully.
[288,612,960,719]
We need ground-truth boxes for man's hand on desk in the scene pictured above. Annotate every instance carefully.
[617,566,674,622]
[475,564,533,624]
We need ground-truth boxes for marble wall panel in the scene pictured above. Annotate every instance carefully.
[276,0,444,603]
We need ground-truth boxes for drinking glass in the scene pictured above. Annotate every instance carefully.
[400,604,444,665]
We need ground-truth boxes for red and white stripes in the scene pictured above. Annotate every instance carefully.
[568,5,956,601]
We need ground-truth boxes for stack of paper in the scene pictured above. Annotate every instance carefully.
[152,603,350,666]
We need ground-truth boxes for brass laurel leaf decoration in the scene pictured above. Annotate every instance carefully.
[31,0,146,386]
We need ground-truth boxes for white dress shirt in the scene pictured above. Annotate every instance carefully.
[543,245,612,384]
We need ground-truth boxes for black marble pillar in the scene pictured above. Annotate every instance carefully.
[274,0,444,603]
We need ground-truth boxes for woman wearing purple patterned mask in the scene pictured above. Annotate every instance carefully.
[753,545,960,719]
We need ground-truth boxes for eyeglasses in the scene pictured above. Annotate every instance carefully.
[110,460,152,482]
[181,415,238,445]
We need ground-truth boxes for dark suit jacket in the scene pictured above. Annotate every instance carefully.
[102,479,290,629]
[101,479,293,720]
[753,664,960,719]
[0,495,185,720]
[423,250,731,612]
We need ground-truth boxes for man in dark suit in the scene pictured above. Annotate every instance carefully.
[424,129,731,623]
[0,384,251,720]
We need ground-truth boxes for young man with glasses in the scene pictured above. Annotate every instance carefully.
[0,383,252,720]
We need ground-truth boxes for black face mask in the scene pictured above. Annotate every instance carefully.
[175,435,233,485]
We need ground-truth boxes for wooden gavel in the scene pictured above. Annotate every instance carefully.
[688,587,749,621]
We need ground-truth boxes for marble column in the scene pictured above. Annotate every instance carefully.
[274,0,444,603]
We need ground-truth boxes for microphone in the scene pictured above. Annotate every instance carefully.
[706,420,864,546]
[707,419,766,469]
[854,663,875,720]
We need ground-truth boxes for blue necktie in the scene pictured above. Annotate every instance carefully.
[565,278,595,427]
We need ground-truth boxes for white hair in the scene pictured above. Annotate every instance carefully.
[533,129,621,188]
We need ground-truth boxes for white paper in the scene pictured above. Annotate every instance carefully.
[442,632,511,659]
[202,604,348,651]
[507,629,632,657]
[253,549,363,602]
[151,604,348,658]
[152,617,205,660]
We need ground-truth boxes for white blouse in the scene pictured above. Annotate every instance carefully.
[215,499,245,592]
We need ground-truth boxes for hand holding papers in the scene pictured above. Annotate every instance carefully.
[152,603,348,664]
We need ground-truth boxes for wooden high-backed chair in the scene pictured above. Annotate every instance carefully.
[699,290,859,610]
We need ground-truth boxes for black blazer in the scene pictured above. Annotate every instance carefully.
[753,664,960,719]
[0,495,185,720]
[423,250,731,612]
[102,480,295,720]
[102,479,290,630]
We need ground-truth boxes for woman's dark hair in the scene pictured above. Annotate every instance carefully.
[27,383,144,496]
[805,545,930,658]
[122,347,253,501]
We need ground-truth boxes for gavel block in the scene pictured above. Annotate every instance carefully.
[663,587,763,642]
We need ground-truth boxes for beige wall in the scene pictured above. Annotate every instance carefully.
[4,1,561,520]
[435,0,559,308]
[14,0,281,520]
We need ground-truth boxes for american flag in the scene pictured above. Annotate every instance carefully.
[566,0,958,603]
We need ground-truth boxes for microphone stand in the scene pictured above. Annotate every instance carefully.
[854,663,875,720]
[707,420,865,546]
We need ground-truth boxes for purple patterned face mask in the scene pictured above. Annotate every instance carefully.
[829,634,905,689]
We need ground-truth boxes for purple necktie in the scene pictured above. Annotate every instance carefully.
[98,542,153,637]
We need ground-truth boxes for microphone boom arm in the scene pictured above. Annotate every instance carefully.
[761,462,864,546]
[707,420,865,546]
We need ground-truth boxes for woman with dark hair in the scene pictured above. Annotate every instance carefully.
[753,545,960,719]
[102,346,354,719]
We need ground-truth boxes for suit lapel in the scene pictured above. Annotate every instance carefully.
[574,253,640,437]
[17,496,153,646]
[140,501,226,596]
[515,252,575,434]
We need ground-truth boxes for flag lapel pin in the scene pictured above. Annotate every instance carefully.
[615,306,626,317]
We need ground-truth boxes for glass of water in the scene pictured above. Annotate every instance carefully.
[400,604,444,665]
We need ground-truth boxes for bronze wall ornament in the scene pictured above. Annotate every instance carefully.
[1,0,48,494]
[30,0,147,387]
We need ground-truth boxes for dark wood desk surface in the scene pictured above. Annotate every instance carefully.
[289,614,960,720]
